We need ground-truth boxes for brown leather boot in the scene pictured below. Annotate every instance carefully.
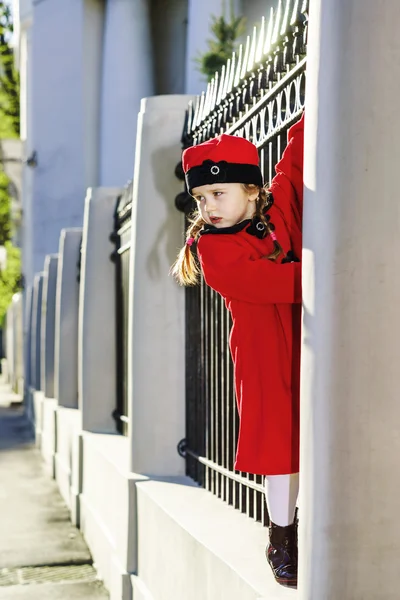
[266,521,298,588]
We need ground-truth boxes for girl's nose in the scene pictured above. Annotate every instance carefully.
[205,198,216,212]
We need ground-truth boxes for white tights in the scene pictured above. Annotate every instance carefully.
[264,473,299,527]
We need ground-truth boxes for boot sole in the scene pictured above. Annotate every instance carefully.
[276,577,297,588]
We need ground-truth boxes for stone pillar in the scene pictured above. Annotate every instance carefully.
[24,285,34,389]
[82,0,106,190]
[300,1,400,598]
[128,95,188,475]
[12,293,24,394]
[40,255,59,399]
[24,285,34,420]
[54,228,82,409]
[99,0,154,186]
[78,187,121,432]
[5,303,14,385]
[149,0,187,94]
[30,272,44,391]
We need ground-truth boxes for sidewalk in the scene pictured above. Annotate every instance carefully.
[0,377,109,599]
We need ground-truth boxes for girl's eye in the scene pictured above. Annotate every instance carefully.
[213,191,222,197]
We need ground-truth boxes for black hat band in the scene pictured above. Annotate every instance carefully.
[185,159,263,193]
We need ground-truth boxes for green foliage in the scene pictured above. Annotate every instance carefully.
[197,2,246,82]
[0,169,10,244]
[0,241,21,325]
[0,3,20,137]
[0,2,21,324]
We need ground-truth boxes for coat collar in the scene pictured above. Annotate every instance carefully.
[199,194,274,240]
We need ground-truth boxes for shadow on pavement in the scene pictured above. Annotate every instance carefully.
[0,406,35,451]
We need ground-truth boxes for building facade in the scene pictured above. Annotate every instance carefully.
[13,0,274,290]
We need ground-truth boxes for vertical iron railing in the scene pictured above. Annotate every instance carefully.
[111,182,133,436]
[177,0,308,526]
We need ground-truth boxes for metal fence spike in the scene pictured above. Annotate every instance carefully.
[281,0,291,35]
[222,58,232,98]
[211,71,219,111]
[272,0,283,44]
[216,64,226,105]
[192,95,200,131]
[204,82,212,117]
[247,26,258,72]
[290,0,301,24]
[187,100,194,134]
[227,52,236,93]
[256,16,266,63]
[264,7,275,55]
[234,43,243,87]
[240,35,251,79]
[197,92,206,127]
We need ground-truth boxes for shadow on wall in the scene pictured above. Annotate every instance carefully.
[145,142,185,280]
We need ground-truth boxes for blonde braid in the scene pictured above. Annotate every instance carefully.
[243,184,283,261]
[170,211,205,286]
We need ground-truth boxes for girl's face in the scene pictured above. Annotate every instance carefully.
[192,183,258,228]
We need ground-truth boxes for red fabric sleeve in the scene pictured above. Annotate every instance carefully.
[197,235,302,305]
[269,113,304,235]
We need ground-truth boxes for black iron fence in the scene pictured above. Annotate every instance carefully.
[111,182,133,435]
[177,0,308,525]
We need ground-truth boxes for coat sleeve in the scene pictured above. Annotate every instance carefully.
[197,235,301,305]
[269,113,304,232]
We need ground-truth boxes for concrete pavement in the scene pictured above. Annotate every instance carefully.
[0,378,109,599]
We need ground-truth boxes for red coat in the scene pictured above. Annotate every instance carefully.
[196,115,304,475]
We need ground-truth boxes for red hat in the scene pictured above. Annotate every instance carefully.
[182,134,263,193]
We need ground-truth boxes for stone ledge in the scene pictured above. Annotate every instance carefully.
[134,476,296,600]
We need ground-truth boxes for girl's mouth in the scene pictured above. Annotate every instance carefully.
[210,216,222,224]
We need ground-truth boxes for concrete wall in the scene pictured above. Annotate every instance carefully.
[30,272,44,392]
[12,293,24,394]
[128,95,187,476]
[78,186,121,434]
[55,407,82,525]
[40,255,58,399]
[54,228,82,409]
[300,1,400,598]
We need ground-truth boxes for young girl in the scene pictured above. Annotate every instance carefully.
[172,114,304,588]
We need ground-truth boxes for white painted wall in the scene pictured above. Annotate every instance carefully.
[29,1,86,285]
[21,0,105,290]
[300,1,400,598]
[242,0,276,34]
[99,0,154,187]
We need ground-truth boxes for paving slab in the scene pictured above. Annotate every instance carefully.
[0,443,91,568]
[0,378,109,599]
[0,581,109,599]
